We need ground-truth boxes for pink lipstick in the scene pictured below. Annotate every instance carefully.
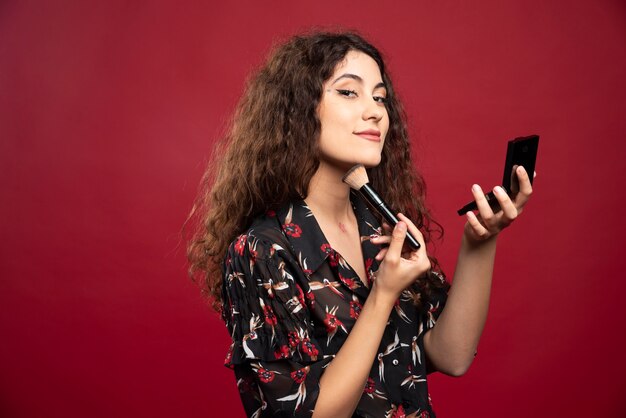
[354,129,381,142]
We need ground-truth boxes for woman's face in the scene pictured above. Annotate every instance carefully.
[317,50,389,170]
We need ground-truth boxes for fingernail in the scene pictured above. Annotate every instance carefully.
[397,222,406,231]
[370,234,379,240]
[472,184,481,192]
[494,186,505,195]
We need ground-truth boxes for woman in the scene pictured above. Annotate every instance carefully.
[187,32,533,418]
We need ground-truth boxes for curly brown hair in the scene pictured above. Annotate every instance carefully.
[186,31,448,311]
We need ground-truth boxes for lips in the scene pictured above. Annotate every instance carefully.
[354,129,381,142]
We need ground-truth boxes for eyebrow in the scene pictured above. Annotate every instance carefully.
[331,73,386,90]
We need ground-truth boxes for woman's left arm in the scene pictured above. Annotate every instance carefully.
[423,165,534,376]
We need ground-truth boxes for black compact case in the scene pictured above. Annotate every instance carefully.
[501,135,539,192]
[457,135,540,215]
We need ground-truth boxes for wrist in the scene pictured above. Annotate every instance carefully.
[462,231,498,251]
[463,228,498,247]
[368,282,400,310]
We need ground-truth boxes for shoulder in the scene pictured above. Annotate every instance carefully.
[222,209,311,328]
[227,210,292,262]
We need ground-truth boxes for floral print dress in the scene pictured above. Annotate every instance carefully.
[222,192,448,417]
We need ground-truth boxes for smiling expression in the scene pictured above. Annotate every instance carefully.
[317,50,390,170]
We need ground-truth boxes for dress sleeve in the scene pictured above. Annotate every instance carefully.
[422,270,448,328]
[222,232,331,417]
[416,270,449,375]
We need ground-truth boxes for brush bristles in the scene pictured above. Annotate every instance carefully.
[342,164,370,189]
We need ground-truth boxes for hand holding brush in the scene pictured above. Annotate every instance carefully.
[342,164,421,250]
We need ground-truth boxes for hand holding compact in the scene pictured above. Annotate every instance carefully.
[463,165,534,243]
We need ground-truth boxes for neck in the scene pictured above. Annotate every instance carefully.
[305,161,354,223]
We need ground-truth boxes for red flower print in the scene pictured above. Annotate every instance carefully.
[263,305,277,326]
[301,338,318,357]
[257,367,275,383]
[249,247,258,262]
[274,345,290,359]
[305,289,315,308]
[324,311,344,332]
[295,285,306,308]
[365,258,373,271]
[323,305,346,345]
[350,300,362,319]
[339,273,356,289]
[419,411,430,418]
[288,331,301,348]
[291,368,308,384]
[363,377,375,394]
[391,404,406,418]
[328,251,339,267]
[283,222,302,238]
[320,243,332,254]
[234,234,246,256]
[224,345,234,369]
[365,258,374,283]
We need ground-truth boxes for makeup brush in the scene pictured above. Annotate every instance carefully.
[342,164,421,250]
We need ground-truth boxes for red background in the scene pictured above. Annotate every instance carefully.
[1,1,625,417]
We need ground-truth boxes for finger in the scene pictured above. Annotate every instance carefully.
[510,165,520,195]
[381,222,393,235]
[493,186,517,221]
[386,221,407,264]
[375,248,388,261]
[397,213,425,243]
[513,166,533,207]
[370,234,391,245]
[471,184,496,225]
[466,211,489,238]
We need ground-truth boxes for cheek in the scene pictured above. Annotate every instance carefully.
[382,116,390,139]
[319,107,339,132]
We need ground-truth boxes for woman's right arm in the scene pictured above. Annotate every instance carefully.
[313,219,431,418]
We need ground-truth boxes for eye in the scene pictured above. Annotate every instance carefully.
[374,95,388,104]
[336,89,358,97]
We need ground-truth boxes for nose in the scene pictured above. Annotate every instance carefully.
[362,98,385,122]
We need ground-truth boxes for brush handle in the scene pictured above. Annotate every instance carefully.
[359,184,421,250]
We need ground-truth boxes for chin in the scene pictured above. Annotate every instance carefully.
[322,153,382,171]
[358,155,382,168]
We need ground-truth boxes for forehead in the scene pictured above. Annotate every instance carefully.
[329,50,383,82]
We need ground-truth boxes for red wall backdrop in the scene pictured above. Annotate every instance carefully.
[1,1,625,417]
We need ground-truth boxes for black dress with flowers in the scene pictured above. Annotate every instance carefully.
[222,192,448,418]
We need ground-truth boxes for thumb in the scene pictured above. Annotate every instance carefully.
[386,221,407,263]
